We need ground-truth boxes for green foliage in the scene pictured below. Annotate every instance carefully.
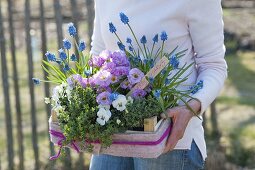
[58,86,119,150]
[124,96,162,128]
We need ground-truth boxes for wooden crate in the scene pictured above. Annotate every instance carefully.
[49,117,171,158]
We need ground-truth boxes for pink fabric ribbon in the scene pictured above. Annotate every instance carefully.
[49,130,80,160]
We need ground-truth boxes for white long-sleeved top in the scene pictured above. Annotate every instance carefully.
[90,0,228,160]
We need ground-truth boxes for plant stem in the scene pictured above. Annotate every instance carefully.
[150,42,155,57]
[127,24,145,57]
[114,32,123,44]
[160,41,165,58]
[143,44,148,57]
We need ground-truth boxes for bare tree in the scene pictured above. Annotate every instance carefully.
[0,1,14,170]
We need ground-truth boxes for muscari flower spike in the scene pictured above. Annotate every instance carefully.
[84,70,91,77]
[160,31,168,41]
[153,34,159,43]
[140,35,147,44]
[58,48,67,61]
[148,77,154,84]
[32,78,41,85]
[109,22,117,33]
[70,54,77,61]
[153,89,161,99]
[63,64,70,72]
[169,55,179,69]
[149,59,154,68]
[63,38,72,50]
[55,59,62,65]
[190,80,204,94]
[117,42,125,51]
[165,78,171,85]
[126,38,132,44]
[78,40,86,51]
[143,59,148,64]
[161,69,167,75]
[128,46,134,52]
[45,51,56,62]
[109,93,119,101]
[67,23,77,37]
[119,12,129,24]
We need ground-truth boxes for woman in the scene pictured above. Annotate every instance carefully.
[89,0,227,169]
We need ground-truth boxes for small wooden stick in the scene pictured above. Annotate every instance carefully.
[144,116,157,132]
[51,108,58,122]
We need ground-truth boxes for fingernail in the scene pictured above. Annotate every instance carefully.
[160,113,167,119]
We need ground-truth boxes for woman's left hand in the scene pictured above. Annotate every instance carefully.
[162,99,201,153]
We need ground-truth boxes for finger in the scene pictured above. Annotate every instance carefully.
[163,124,179,153]
[163,135,179,153]
[161,108,177,118]
[160,113,167,119]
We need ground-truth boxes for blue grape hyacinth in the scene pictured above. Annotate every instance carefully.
[70,54,77,61]
[78,40,86,51]
[126,38,132,44]
[140,35,147,44]
[169,55,179,69]
[67,23,77,37]
[109,93,119,101]
[109,22,117,33]
[148,77,154,84]
[84,70,91,77]
[45,51,56,62]
[63,64,70,72]
[32,78,41,85]
[160,31,168,41]
[153,89,161,99]
[63,38,72,50]
[119,12,129,24]
[128,46,134,52]
[117,42,125,51]
[153,34,159,43]
[190,80,204,94]
[58,48,67,61]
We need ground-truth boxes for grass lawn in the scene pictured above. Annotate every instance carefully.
[205,47,255,168]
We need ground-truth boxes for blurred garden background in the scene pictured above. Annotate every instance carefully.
[0,0,254,169]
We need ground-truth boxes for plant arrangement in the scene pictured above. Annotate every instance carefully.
[33,12,203,159]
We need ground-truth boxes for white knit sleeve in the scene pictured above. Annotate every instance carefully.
[90,0,105,56]
[187,0,228,115]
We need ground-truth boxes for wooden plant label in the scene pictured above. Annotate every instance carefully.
[128,56,169,96]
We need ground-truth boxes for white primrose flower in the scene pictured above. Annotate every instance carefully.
[127,96,133,104]
[98,104,111,110]
[54,105,65,115]
[116,119,121,125]
[66,85,73,102]
[44,97,51,104]
[96,108,112,126]
[112,95,127,111]
[52,83,73,106]
[52,86,61,105]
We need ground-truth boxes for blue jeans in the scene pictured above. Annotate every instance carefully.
[89,140,205,170]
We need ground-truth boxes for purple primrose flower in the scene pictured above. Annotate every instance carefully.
[93,70,112,87]
[99,50,112,61]
[89,56,105,68]
[128,68,144,84]
[96,91,111,105]
[112,66,130,76]
[120,80,132,89]
[111,51,129,67]
[132,89,147,99]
